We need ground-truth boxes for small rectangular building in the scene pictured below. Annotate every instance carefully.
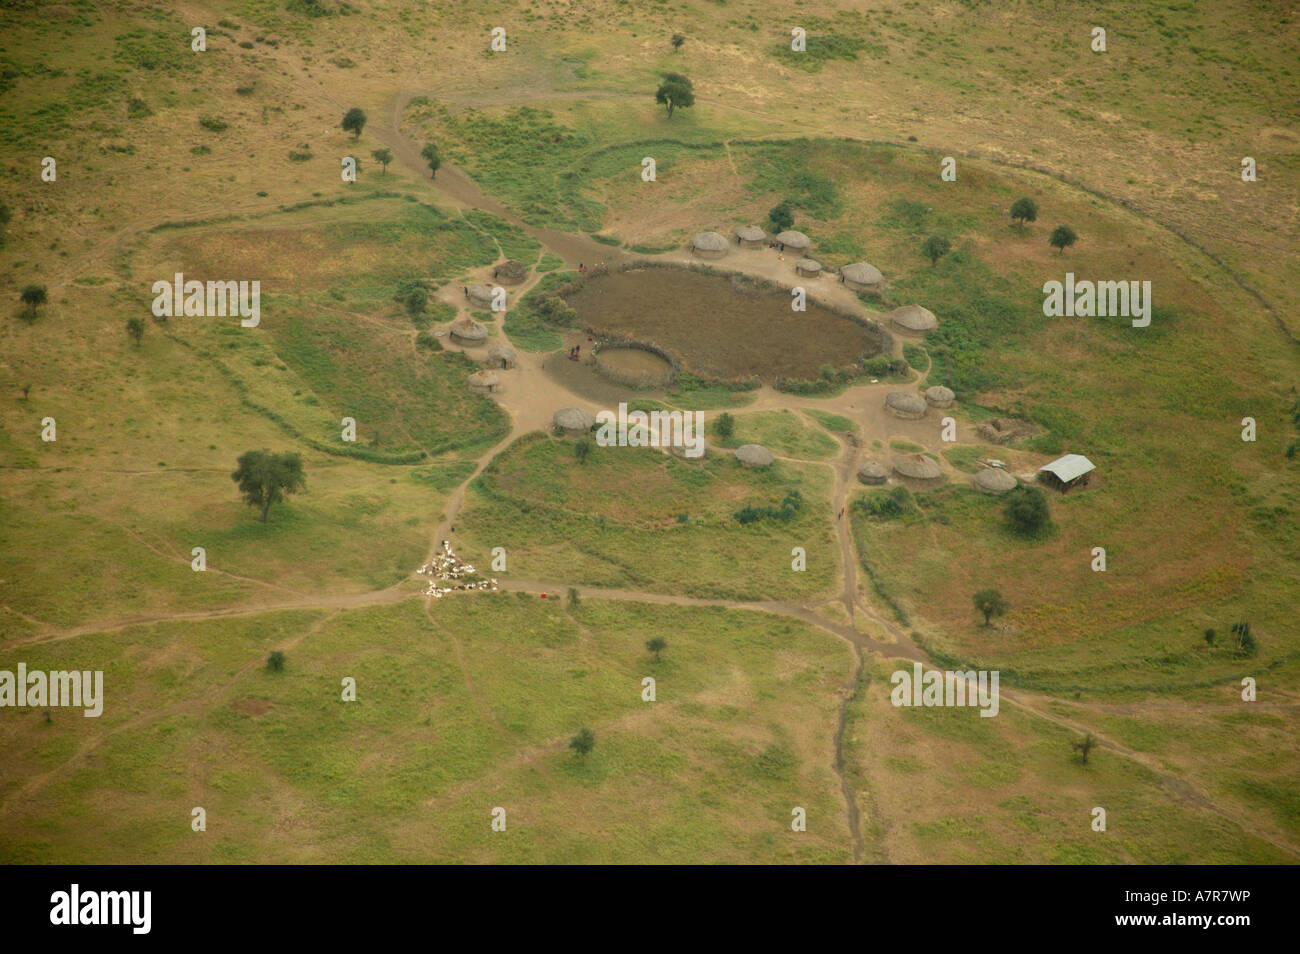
[1038,453,1095,492]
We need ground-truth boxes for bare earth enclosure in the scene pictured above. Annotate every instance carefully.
[564,267,883,382]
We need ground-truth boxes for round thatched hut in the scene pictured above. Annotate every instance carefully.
[553,406,595,437]
[734,225,766,248]
[690,231,729,259]
[857,459,888,485]
[892,453,943,486]
[466,284,498,309]
[973,467,1018,495]
[839,262,884,292]
[487,344,517,369]
[890,305,938,336]
[493,261,527,285]
[735,444,775,469]
[925,385,955,408]
[467,370,501,395]
[884,390,927,419]
[774,230,811,251]
[795,258,822,278]
[449,317,488,345]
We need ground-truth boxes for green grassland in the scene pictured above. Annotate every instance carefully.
[707,409,841,460]
[457,432,839,601]
[843,659,1293,864]
[0,597,855,863]
[0,0,1294,865]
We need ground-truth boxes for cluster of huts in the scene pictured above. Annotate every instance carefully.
[442,265,526,397]
[883,386,956,420]
[689,226,942,337]
[856,451,1020,496]
[417,539,499,599]
[689,226,885,294]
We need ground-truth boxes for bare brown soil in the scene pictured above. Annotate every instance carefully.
[564,268,884,382]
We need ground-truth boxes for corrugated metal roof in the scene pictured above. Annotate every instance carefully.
[1039,454,1095,482]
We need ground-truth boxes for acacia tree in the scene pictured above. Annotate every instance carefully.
[921,234,951,267]
[646,637,667,661]
[19,284,47,318]
[1072,733,1096,765]
[231,449,306,522]
[655,72,695,119]
[1010,197,1038,231]
[126,315,145,347]
[371,147,393,174]
[1049,224,1078,254]
[972,588,1008,626]
[421,142,441,179]
[671,34,685,52]
[341,107,367,139]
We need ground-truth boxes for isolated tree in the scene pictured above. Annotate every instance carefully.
[19,284,47,318]
[371,147,393,174]
[671,33,685,52]
[921,234,951,267]
[567,587,580,609]
[341,107,367,139]
[646,636,667,661]
[421,142,441,179]
[574,436,593,463]
[1072,732,1096,765]
[715,412,735,440]
[126,315,145,347]
[1004,485,1052,537]
[972,588,1008,626]
[19,383,31,401]
[570,727,596,759]
[0,199,10,243]
[655,72,695,119]
[768,201,794,233]
[1010,197,1038,231]
[231,449,306,522]
[1049,224,1078,254]
[1203,628,1216,647]
[266,650,285,672]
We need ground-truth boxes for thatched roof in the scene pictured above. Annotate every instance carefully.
[891,305,938,332]
[467,370,500,389]
[735,444,775,468]
[450,317,488,341]
[973,467,1017,494]
[467,284,496,306]
[795,258,822,273]
[734,225,766,242]
[553,407,594,433]
[690,231,729,252]
[893,453,942,480]
[488,344,516,363]
[840,262,883,285]
[885,391,927,416]
[774,230,811,249]
[493,260,527,283]
[857,459,888,484]
[925,385,955,406]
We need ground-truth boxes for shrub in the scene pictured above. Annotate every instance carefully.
[1003,486,1053,538]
